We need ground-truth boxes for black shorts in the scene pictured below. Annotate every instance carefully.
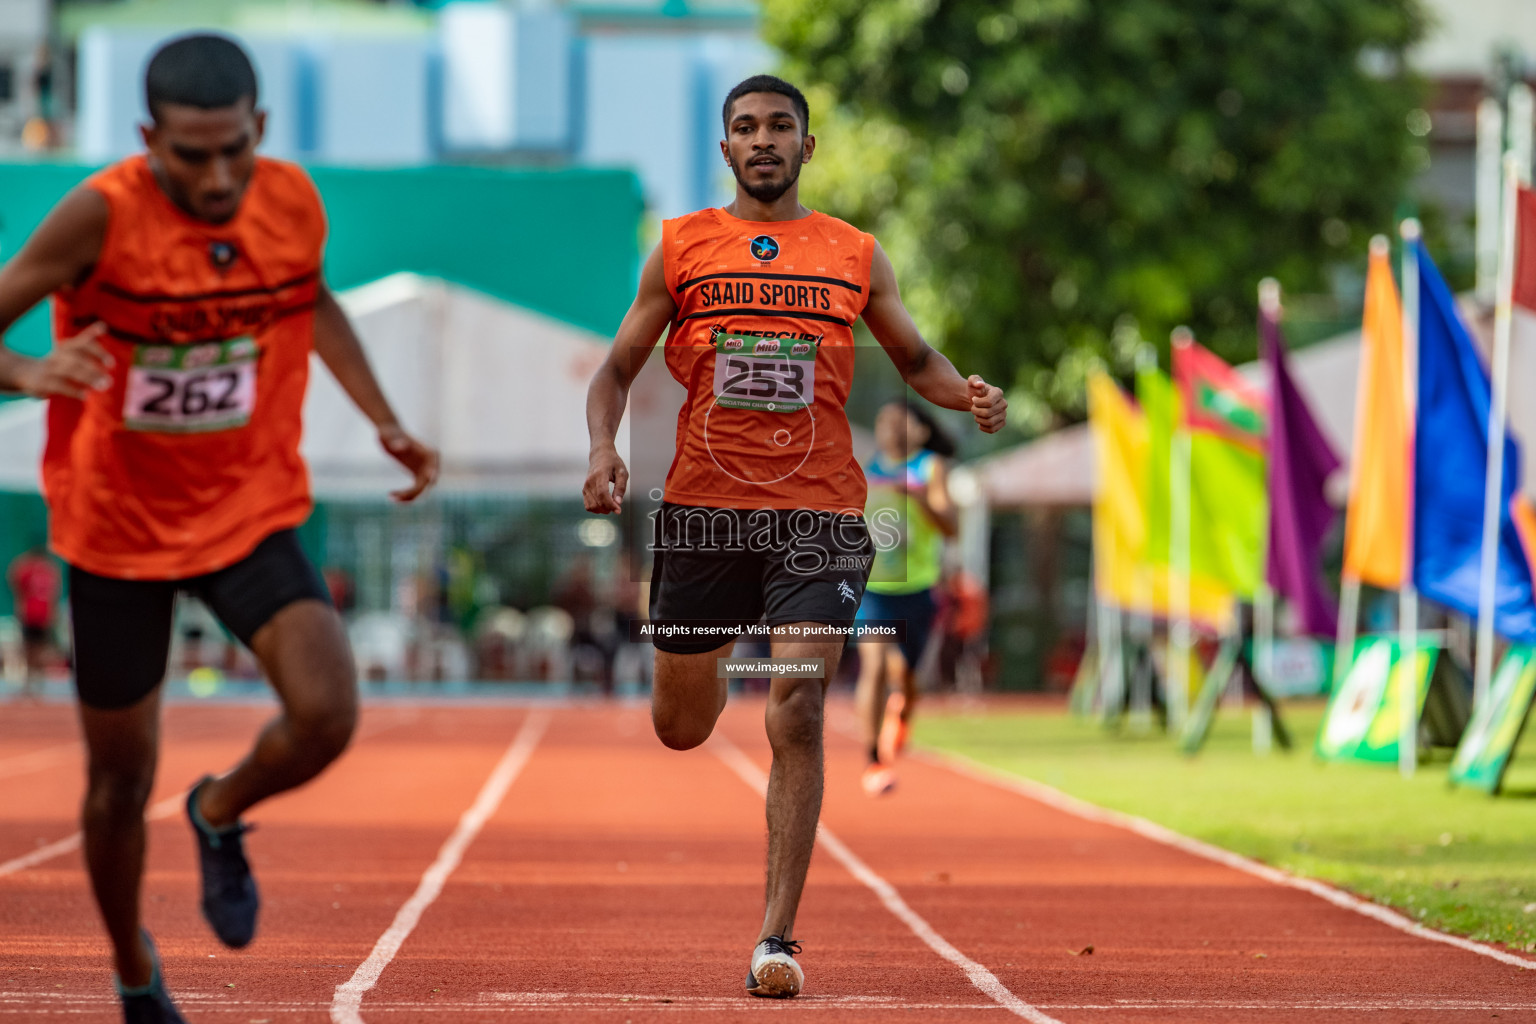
[20,623,52,646]
[69,529,330,710]
[648,503,874,655]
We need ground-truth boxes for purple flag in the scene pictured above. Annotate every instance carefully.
[1262,311,1343,635]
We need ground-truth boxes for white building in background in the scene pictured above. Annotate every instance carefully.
[66,0,768,216]
[1413,0,1536,220]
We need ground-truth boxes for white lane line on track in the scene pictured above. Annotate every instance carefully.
[13,990,1536,1014]
[0,742,79,780]
[0,790,186,878]
[0,710,422,880]
[709,734,1063,1024]
[917,747,1536,972]
[330,709,550,1024]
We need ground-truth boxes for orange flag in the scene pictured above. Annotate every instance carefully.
[1342,242,1409,587]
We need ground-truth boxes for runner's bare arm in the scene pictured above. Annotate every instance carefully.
[584,243,677,514]
[0,187,114,398]
[312,281,440,502]
[862,241,1006,434]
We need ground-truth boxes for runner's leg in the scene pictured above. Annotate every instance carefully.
[758,626,843,942]
[853,641,887,761]
[79,690,163,988]
[194,600,356,826]
[651,640,734,749]
[70,569,178,989]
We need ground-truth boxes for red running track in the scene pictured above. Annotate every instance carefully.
[0,698,1532,1022]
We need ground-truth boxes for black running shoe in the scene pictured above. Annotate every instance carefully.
[746,935,804,998]
[116,932,188,1024]
[186,776,258,948]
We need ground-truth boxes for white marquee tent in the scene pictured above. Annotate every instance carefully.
[0,273,657,500]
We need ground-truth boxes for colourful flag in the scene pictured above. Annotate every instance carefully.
[1088,373,1148,608]
[1188,429,1269,598]
[1342,245,1409,588]
[1412,241,1536,642]
[1262,310,1343,635]
[1166,339,1270,599]
[1139,368,1238,626]
[1173,338,1269,451]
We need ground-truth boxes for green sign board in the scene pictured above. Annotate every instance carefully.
[1449,645,1536,794]
[1315,637,1438,763]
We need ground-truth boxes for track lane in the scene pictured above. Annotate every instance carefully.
[0,702,532,1022]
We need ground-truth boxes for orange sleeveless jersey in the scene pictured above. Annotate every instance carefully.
[45,155,325,579]
[660,208,874,513]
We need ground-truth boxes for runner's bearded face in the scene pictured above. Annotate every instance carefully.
[142,100,264,224]
[724,93,808,203]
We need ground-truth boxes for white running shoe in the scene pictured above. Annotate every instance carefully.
[745,935,804,998]
[861,763,897,797]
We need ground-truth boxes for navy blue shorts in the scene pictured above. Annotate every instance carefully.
[856,588,937,666]
[69,529,330,710]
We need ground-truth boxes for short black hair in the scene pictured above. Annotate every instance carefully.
[145,34,258,121]
[721,75,809,137]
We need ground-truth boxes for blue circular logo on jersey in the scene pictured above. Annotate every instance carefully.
[749,235,780,262]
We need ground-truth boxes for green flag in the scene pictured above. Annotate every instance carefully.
[1140,369,1268,599]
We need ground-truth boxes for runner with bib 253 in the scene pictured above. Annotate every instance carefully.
[583,74,1005,1000]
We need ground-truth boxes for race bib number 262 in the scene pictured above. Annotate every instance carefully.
[123,337,258,433]
[712,333,816,413]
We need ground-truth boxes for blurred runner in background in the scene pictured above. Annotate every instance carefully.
[855,402,956,796]
[8,544,61,696]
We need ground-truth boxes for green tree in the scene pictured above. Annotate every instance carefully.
[767,0,1428,433]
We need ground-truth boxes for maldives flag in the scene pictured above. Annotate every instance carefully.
[1172,337,1269,450]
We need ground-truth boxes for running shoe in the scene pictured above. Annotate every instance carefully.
[116,932,188,1024]
[186,777,259,948]
[745,935,803,998]
[878,692,910,763]
[861,763,897,797]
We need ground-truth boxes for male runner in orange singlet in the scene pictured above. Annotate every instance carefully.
[0,35,437,1023]
[584,75,1006,998]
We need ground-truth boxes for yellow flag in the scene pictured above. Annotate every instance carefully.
[1089,373,1147,606]
[1089,373,1234,628]
[1343,245,1408,587]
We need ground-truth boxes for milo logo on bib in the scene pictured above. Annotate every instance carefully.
[712,331,816,413]
[123,337,259,434]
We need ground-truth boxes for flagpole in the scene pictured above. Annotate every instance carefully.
[1129,345,1160,733]
[1254,279,1281,749]
[1399,218,1422,778]
[1474,154,1521,710]
[1333,575,1360,688]
[1169,327,1196,732]
[1476,98,1505,307]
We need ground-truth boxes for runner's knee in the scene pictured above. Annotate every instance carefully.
[292,692,357,762]
[652,706,715,750]
[83,764,155,822]
[766,683,823,751]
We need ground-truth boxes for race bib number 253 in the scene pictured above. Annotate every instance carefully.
[712,333,816,413]
[123,337,258,433]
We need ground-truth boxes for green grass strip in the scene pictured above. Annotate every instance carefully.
[914,700,1536,953]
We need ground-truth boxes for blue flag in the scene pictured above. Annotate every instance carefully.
[1412,241,1536,642]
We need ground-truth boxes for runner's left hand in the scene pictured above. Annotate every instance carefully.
[379,424,440,502]
[967,375,1006,433]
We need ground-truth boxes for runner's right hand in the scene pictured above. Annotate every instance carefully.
[583,448,629,514]
[18,323,113,399]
